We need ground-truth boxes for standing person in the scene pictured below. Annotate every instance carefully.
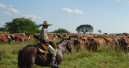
[39,21,57,68]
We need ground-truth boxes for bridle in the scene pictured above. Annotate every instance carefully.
[57,40,70,54]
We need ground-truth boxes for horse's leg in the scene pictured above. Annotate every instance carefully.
[27,65,33,68]
[95,45,97,52]
[27,53,36,68]
[124,46,128,53]
[25,57,35,68]
[51,66,58,68]
[18,50,23,68]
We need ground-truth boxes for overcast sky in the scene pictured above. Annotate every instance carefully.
[0,0,129,33]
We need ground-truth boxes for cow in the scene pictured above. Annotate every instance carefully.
[10,33,31,43]
[73,38,85,52]
[84,37,98,52]
[119,37,129,53]
[33,33,40,40]
[0,33,11,44]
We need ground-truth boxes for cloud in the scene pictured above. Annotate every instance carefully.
[0,3,20,15]
[0,3,42,22]
[62,8,85,14]
[62,8,73,13]
[8,7,20,14]
[3,11,11,15]
[0,3,6,8]
[22,14,42,21]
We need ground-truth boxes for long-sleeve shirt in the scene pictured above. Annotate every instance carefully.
[39,27,51,42]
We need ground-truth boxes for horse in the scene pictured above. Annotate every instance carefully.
[18,39,72,68]
[0,56,1,61]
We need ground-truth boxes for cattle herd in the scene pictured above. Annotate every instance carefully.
[0,32,129,53]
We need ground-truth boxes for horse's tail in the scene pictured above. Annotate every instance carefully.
[18,50,22,68]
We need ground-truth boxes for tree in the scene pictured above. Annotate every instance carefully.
[4,17,40,33]
[123,33,128,35]
[98,30,102,33]
[104,33,108,35]
[52,28,70,33]
[76,24,93,34]
[0,27,7,32]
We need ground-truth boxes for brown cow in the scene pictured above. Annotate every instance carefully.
[93,38,105,46]
[73,38,85,52]
[84,38,98,52]
[33,33,40,40]
[104,37,118,50]
[119,37,129,52]
[0,34,11,44]
[11,34,31,43]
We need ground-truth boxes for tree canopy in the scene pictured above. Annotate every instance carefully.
[76,24,93,34]
[98,30,102,33]
[0,27,7,32]
[3,18,40,33]
[52,28,70,33]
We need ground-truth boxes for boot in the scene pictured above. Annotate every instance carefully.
[47,45,58,68]
[51,55,58,68]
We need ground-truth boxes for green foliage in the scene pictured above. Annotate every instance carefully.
[98,30,102,33]
[0,27,7,32]
[123,33,128,35]
[4,18,40,33]
[104,33,108,35]
[52,28,70,33]
[76,24,93,34]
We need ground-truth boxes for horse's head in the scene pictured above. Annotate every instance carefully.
[66,40,72,53]
[57,39,72,53]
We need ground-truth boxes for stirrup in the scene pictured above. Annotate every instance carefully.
[38,48,48,56]
[51,64,58,68]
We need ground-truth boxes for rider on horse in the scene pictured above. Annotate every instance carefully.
[39,21,57,68]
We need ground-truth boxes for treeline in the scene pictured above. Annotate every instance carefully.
[1,17,104,34]
[0,18,70,34]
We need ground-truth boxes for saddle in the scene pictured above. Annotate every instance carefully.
[36,42,57,56]
[35,43,48,56]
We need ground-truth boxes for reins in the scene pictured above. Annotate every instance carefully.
[57,45,64,53]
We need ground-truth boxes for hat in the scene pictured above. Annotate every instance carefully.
[39,21,52,26]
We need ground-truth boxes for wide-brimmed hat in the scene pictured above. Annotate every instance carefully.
[39,21,52,26]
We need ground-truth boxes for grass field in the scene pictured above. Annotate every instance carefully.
[0,39,129,68]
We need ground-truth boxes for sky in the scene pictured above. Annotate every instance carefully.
[0,0,129,33]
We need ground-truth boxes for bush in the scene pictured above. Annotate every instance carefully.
[3,17,40,33]
[52,28,70,33]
